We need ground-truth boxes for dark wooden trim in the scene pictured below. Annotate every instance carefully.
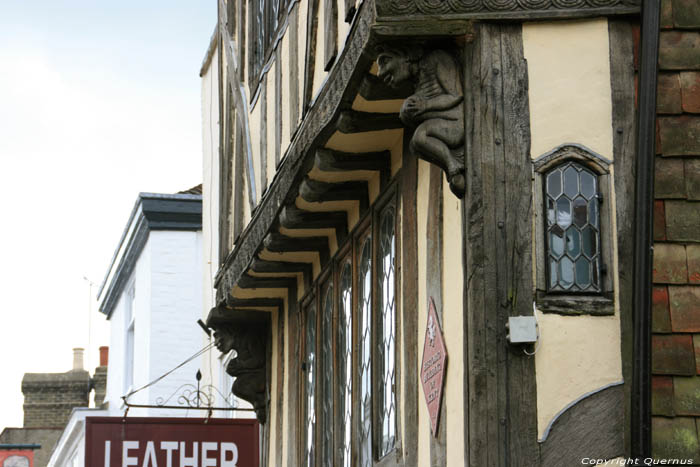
[374,2,640,22]
[324,0,338,71]
[500,24,539,465]
[234,116,246,242]
[275,307,285,467]
[632,0,660,458]
[260,83,269,194]
[223,297,284,310]
[315,149,391,180]
[335,110,402,134]
[608,19,637,456]
[289,6,300,137]
[539,383,624,464]
[303,0,320,112]
[400,132,418,467]
[279,205,349,242]
[464,23,539,465]
[237,274,298,290]
[263,232,331,265]
[535,293,614,316]
[426,164,446,464]
[287,301,300,467]
[300,177,370,211]
[276,47,283,168]
[250,257,313,287]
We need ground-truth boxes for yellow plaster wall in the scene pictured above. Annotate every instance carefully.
[267,61,277,189]
[281,31,292,158]
[522,18,623,441]
[442,174,465,466]
[523,19,614,160]
[249,92,263,205]
[416,159,431,467]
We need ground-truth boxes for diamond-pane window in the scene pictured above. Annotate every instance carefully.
[338,263,352,467]
[545,161,601,292]
[303,302,317,467]
[377,205,396,457]
[320,285,333,467]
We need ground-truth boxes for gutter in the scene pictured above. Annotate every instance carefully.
[0,444,41,450]
[631,0,661,458]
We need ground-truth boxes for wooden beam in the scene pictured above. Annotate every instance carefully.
[279,205,348,241]
[314,148,390,180]
[250,257,313,289]
[237,274,298,290]
[324,0,338,71]
[299,177,369,211]
[335,110,402,133]
[263,232,330,265]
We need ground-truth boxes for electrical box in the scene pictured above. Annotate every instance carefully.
[506,316,538,344]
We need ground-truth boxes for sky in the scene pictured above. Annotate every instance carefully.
[0,1,216,429]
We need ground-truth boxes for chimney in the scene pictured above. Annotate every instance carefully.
[21,348,91,428]
[99,346,109,366]
[92,346,109,408]
[72,348,85,371]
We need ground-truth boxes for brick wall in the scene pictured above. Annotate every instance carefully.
[21,371,90,429]
[652,0,700,460]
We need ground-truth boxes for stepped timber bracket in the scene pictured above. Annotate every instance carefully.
[376,41,466,197]
[207,305,269,424]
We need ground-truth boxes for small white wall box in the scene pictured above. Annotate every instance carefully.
[506,316,538,344]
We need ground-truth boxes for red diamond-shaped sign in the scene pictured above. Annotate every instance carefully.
[420,297,448,436]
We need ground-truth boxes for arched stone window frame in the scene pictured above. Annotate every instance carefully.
[533,144,614,316]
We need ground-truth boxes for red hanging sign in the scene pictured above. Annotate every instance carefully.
[420,298,448,436]
[85,417,258,467]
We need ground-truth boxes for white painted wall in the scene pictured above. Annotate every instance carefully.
[103,230,203,417]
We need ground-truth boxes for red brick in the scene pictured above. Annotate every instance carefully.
[662,0,675,29]
[653,334,696,375]
[659,31,700,70]
[686,159,700,200]
[653,376,675,416]
[688,245,700,284]
[673,0,700,29]
[659,116,700,156]
[654,243,688,284]
[693,334,700,374]
[681,72,700,114]
[656,158,686,198]
[655,201,668,241]
[666,200,700,241]
[652,417,700,460]
[669,286,700,332]
[658,73,683,114]
[674,376,700,415]
[654,286,673,333]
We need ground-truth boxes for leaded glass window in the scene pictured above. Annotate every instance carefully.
[358,237,373,467]
[377,205,396,457]
[303,301,317,467]
[320,284,334,467]
[338,262,353,467]
[545,162,601,292]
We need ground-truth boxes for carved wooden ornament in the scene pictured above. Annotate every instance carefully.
[421,297,448,436]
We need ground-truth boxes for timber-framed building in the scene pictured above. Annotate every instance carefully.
[198,0,695,464]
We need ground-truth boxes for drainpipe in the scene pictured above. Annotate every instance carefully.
[632,0,661,459]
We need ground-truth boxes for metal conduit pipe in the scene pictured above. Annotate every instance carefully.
[632,0,661,459]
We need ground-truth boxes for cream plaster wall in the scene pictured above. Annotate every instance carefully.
[281,31,292,157]
[523,19,624,441]
[442,174,465,466]
[416,159,431,467]
[249,95,263,206]
[523,19,614,160]
[267,61,277,188]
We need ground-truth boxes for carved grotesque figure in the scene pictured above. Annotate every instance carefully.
[376,43,466,197]
[213,324,267,423]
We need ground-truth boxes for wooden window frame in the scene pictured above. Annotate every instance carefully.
[533,144,614,316]
[298,183,402,466]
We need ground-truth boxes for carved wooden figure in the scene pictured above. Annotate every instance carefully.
[376,43,466,197]
[213,322,268,423]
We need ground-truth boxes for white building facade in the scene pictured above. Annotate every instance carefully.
[48,191,205,467]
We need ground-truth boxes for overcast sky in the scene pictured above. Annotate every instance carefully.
[0,1,216,429]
